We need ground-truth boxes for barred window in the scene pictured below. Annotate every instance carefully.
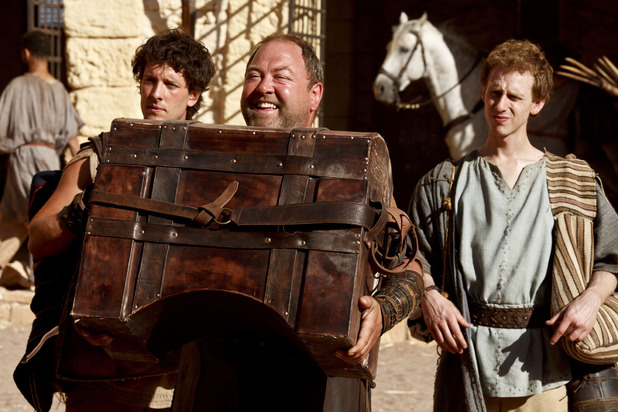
[288,0,326,63]
[288,0,326,125]
[27,0,64,81]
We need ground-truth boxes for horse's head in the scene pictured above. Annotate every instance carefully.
[373,12,430,106]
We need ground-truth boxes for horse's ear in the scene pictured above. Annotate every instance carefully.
[419,12,428,23]
[399,12,409,24]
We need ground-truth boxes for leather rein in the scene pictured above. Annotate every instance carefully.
[377,25,484,127]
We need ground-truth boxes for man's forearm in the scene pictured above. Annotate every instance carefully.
[587,270,618,302]
[29,214,79,260]
[373,263,423,333]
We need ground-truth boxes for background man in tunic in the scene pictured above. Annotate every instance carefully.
[0,30,83,289]
[410,39,618,412]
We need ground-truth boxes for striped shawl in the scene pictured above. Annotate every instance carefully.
[547,151,618,363]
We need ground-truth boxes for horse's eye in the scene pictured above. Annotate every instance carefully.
[399,47,410,54]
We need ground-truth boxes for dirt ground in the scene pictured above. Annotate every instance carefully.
[372,339,438,412]
[0,321,438,412]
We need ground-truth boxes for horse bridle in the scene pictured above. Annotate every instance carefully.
[378,25,483,114]
[378,28,427,109]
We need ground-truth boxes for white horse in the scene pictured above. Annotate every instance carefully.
[373,12,577,159]
[373,12,486,159]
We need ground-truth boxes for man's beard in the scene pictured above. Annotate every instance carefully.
[242,106,310,128]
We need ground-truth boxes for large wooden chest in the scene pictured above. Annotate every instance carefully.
[71,118,394,380]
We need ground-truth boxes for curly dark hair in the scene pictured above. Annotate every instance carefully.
[481,39,553,103]
[132,28,215,119]
[22,31,51,58]
[246,33,324,89]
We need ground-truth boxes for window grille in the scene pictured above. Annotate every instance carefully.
[27,0,64,80]
[288,0,326,125]
[288,0,326,63]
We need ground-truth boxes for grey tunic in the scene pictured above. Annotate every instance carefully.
[0,73,83,222]
[456,155,571,397]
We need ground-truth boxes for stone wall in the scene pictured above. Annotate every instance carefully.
[63,0,289,138]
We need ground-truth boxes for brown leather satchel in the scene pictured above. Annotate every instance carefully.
[567,364,618,412]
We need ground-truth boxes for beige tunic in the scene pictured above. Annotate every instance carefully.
[0,73,83,222]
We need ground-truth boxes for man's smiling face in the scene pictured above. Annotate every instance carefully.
[240,40,321,128]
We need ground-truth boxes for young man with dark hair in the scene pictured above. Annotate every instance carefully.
[19,28,215,412]
[28,28,214,259]
[132,28,215,120]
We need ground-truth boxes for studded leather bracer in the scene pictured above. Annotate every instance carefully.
[374,259,424,334]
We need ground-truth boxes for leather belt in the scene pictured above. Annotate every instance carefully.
[468,301,549,329]
[26,142,55,149]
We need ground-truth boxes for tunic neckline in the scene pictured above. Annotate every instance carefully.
[475,151,546,192]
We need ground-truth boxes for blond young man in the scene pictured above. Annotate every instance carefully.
[411,40,618,412]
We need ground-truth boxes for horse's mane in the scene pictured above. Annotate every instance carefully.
[435,20,479,58]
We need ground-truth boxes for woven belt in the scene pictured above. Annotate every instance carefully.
[469,301,549,329]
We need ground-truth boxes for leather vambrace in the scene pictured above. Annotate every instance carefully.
[57,190,89,234]
[373,259,424,334]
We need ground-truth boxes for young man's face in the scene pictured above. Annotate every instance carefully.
[140,62,199,121]
[241,40,323,128]
[482,67,545,139]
